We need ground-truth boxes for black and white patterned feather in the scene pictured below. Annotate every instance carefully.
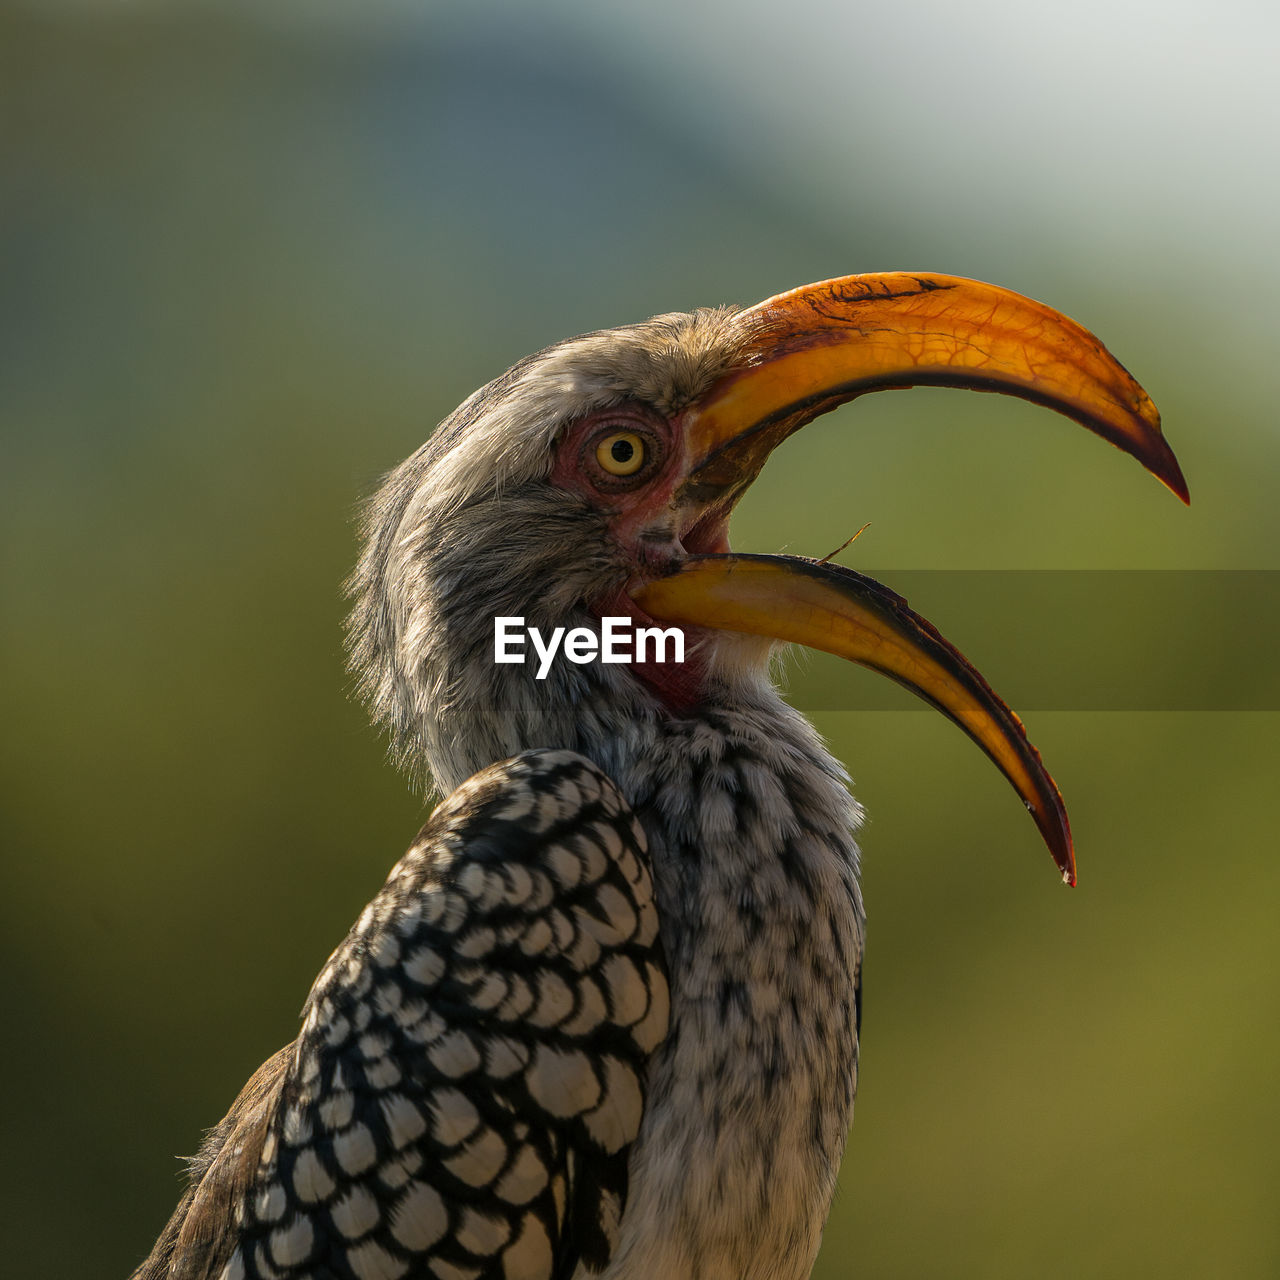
[134,750,668,1280]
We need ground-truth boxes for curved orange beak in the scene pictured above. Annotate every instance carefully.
[632,272,1189,885]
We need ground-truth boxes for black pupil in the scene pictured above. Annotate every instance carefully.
[610,438,636,465]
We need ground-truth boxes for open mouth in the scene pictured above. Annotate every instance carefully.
[628,271,1189,885]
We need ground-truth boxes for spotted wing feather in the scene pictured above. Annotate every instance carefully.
[133,749,669,1280]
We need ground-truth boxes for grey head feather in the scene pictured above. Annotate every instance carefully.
[345,305,765,793]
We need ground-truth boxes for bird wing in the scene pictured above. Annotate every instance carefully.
[132,749,669,1280]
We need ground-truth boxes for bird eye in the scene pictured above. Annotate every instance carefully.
[595,431,647,477]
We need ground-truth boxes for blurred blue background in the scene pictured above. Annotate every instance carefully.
[2,2,1277,1276]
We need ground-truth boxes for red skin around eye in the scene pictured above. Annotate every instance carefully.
[549,406,728,711]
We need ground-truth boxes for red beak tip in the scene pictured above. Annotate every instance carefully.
[1150,441,1190,505]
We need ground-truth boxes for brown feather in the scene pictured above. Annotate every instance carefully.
[131,1046,293,1280]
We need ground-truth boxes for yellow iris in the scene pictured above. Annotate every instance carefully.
[595,432,646,476]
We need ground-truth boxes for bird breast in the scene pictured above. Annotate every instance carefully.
[596,697,865,1280]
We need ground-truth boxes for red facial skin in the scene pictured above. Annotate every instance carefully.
[549,404,727,712]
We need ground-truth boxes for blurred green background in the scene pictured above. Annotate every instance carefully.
[3,3,1277,1276]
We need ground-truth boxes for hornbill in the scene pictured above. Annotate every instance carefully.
[133,273,1187,1280]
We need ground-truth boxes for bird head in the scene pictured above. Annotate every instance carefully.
[348,272,1187,885]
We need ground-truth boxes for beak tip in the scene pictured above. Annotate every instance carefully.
[1164,460,1191,506]
[1149,436,1191,505]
